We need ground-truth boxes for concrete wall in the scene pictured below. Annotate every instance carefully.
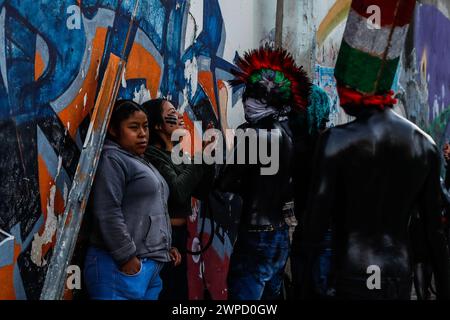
[282,0,353,126]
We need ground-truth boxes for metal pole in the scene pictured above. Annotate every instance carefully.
[275,0,284,48]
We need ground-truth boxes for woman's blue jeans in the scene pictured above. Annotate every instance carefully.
[84,246,164,300]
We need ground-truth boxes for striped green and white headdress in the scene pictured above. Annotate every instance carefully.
[334,0,416,108]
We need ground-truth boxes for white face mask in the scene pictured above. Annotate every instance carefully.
[243,98,292,123]
[243,98,278,123]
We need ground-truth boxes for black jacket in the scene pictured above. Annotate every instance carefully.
[217,116,295,227]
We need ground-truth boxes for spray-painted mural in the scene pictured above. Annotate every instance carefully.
[0,0,269,300]
[403,2,450,151]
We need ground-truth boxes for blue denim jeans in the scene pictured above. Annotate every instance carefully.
[84,246,164,300]
[228,225,290,300]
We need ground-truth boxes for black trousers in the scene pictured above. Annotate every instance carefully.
[159,225,189,300]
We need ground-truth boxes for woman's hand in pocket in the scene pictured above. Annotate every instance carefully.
[120,256,141,275]
[169,247,182,266]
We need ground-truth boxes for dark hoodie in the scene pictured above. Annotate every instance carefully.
[87,139,171,265]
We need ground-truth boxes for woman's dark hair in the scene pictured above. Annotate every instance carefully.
[141,98,178,148]
[107,99,145,140]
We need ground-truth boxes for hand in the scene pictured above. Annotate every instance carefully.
[120,256,141,275]
[443,143,450,162]
[206,122,214,130]
[169,247,182,266]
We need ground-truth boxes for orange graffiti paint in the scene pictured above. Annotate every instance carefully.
[126,42,162,99]
[198,71,218,117]
[217,79,228,129]
[58,28,108,139]
[37,154,66,262]
[317,0,352,45]
[0,243,21,300]
[35,51,45,81]
[182,114,203,155]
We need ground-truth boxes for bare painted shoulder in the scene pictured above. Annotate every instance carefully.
[316,126,348,156]
[391,111,437,147]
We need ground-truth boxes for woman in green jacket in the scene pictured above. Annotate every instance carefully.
[142,98,214,300]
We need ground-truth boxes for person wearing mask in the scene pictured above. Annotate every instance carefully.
[218,46,312,300]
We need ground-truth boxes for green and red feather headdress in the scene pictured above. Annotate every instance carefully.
[230,46,312,111]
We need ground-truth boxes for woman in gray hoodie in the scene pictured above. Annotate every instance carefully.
[84,100,181,300]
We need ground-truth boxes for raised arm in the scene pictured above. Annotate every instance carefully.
[151,156,204,205]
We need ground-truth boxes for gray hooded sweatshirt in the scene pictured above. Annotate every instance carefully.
[87,139,171,265]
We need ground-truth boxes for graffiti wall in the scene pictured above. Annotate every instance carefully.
[399,0,450,153]
[0,0,275,300]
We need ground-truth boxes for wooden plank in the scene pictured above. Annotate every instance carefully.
[40,53,124,300]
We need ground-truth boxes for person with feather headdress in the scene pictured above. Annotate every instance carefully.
[217,46,312,300]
